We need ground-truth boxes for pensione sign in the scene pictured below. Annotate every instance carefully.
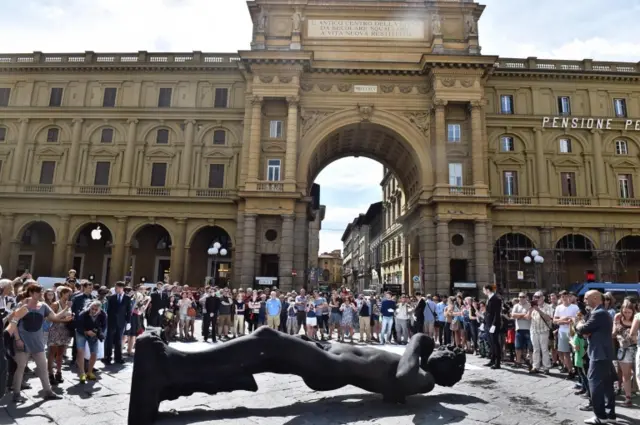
[542,116,640,131]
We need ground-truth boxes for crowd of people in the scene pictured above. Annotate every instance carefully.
[1,269,638,424]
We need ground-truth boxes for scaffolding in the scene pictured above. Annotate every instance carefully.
[493,231,640,296]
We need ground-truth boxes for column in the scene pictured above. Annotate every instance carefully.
[474,219,489,288]
[247,96,263,182]
[121,119,138,185]
[52,215,70,277]
[591,129,607,197]
[110,216,128,284]
[470,101,485,187]
[533,128,549,197]
[279,214,295,291]
[285,96,299,182]
[179,120,195,186]
[241,214,257,288]
[0,214,15,274]
[434,99,448,187]
[435,218,450,294]
[293,213,307,289]
[170,218,187,283]
[64,118,84,183]
[9,119,29,183]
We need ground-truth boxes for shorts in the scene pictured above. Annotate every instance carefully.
[306,317,317,327]
[557,331,571,353]
[75,331,99,354]
[515,329,532,350]
[424,321,435,334]
[617,345,637,364]
[218,314,232,328]
[317,315,327,328]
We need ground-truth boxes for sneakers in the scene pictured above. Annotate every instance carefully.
[79,374,87,384]
[43,392,62,401]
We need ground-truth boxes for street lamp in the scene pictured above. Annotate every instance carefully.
[523,249,544,289]
[207,242,228,287]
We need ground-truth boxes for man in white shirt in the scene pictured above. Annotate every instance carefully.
[553,290,579,376]
[511,292,532,366]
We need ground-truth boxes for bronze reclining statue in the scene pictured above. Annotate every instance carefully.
[128,327,466,425]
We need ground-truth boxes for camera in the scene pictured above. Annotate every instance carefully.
[92,327,105,342]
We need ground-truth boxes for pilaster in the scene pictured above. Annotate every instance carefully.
[434,99,448,192]
[246,96,263,186]
[285,96,299,182]
[470,100,488,195]
[293,213,307,290]
[591,129,608,198]
[0,214,15,275]
[435,217,450,294]
[9,119,29,183]
[52,215,71,277]
[121,118,138,186]
[474,219,489,287]
[241,214,257,288]
[110,216,128,284]
[178,120,196,187]
[533,128,550,201]
[279,214,295,291]
[170,218,187,283]
[64,119,83,184]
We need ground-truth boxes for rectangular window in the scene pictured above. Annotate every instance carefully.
[503,171,518,196]
[214,88,229,108]
[103,87,117,107]
[269,120,283,138]
[557,96,571,115]
[158,88,172,107]
[213,130,226,145]
[615,140,628,155]
[500,95,514,114]
[0,127,6,142]
[559,138,572,153]
[39,161,56,184]
[267,159,281,181]
[94,161,111,186]
[100,128,114,143]
[208,164,225,188]
[448,163,463,186]
[447,124,461,142]
[47,128,59,143]
[501,136,514,152]
[49,87,63,107]
[560,172,577,197]
[0,88,10,107]
[156,129,169,144]
[618,174,634,199]
[614,98,627,118]
[150,163,167,187]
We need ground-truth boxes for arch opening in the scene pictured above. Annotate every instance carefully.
[614,235,640,283]
[188,226,233,287]
[130,224,172,284]
[306,123,423,198]
[554,234,595,287]
[18,222,56,278]
[493,233,536,293]
[72,223,113,284]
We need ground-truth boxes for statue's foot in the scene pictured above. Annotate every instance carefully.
[128,333,167,425]
[426,345,466,387]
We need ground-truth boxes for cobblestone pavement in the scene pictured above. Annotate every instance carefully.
[1,325,637,425]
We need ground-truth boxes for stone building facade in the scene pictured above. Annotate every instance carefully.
[1,0,640,293]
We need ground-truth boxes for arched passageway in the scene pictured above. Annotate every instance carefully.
[614,235,640,283]
[493,233,536,293]
[554,234,595,287]
[187,226,233,287]
[130,225,172,284]
[72,223,113,284]
[17,222,56,278]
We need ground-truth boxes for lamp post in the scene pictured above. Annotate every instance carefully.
[523,249,544,289]
[207,242,227,287]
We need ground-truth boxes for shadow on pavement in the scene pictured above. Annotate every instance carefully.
[155,392,487,425]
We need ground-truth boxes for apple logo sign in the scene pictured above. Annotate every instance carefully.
[91,226,102,241]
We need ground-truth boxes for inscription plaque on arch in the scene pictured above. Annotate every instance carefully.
[307,20,425,40]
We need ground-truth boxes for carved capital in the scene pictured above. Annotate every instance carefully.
[433,98,448,109]
[72,118,84,124]
[286,96,300,107]
[251,95,263,105]
[127,118,139,125]
[18,118,29,124]
[281,214,295,222]
[59,214,71,222]
[590,128,603,135]
[469,100,484,110]
[176,218,187,225]
[183,119,196,125]
[115,216,128,223]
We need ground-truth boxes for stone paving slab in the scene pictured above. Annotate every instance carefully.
[0,327,637,425]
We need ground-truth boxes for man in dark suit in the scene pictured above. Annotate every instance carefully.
[482,284,503,369]
[104,281,132,364]
[147,282,169,327]
[576,290,615,425]
[203,288,221,343]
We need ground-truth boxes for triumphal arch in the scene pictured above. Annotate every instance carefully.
[240,0,493,293]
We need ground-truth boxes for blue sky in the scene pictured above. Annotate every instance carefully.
[2,0,640,253]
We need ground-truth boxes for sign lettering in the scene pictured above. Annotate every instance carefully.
[307,20,424,40]
[354,85,378,93]
[542,116,640,131]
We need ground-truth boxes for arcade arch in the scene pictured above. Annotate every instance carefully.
[71,223,113,283]
[187,225,233,287]
[129,224,172,284]
[614,235,640,283]
[554,234,596,287]
[493,232,536,293]
[17,222,56,278]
